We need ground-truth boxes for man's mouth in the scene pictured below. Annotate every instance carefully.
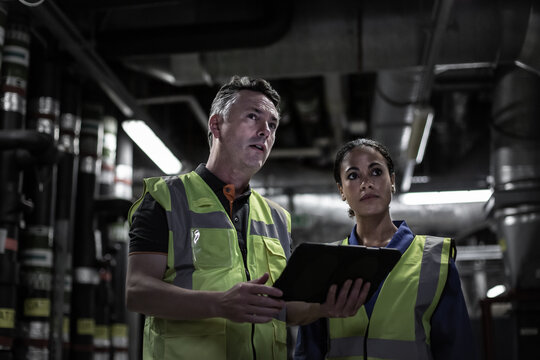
[251,144,264,151]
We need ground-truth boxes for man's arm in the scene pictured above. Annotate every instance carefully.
[286,278,370,326]
[126,252,286,323]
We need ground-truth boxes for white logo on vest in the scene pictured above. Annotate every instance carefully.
[192,229,200,244]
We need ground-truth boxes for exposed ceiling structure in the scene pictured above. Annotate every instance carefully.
[22,0,540,240]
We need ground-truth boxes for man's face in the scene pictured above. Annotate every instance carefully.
[217,90,279,172]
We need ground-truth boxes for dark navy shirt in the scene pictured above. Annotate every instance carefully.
[294,221,478,360]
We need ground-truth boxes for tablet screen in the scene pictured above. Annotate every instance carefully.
[273,242,401,303]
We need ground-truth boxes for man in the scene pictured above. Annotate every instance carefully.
[126,76,369,360]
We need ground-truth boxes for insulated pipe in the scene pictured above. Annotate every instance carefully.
[491,67,540,290]
[489,66,540,358]
[94,262,112,360]
[51,76,81,359]
[0,16,29,359]
[99,116,118,196]
[71,107,103,360]
[18,58,60,360]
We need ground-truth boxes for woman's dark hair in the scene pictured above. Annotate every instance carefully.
[333,138,395,185]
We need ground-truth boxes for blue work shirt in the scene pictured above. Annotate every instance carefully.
[294,221,477,360]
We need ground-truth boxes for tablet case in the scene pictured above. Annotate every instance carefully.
[273,242,401,303]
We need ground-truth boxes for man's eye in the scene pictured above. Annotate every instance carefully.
[269,122,277,130]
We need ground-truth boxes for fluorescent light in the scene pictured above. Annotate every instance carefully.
[415,110,433,163]
[122,120,182,174]
[399,189,492,205]
[487,284,506,298]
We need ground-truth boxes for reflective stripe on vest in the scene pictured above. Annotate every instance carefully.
[328,236,450,360]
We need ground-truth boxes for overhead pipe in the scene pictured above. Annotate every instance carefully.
[371,0,455,192]
[91,1,293,58]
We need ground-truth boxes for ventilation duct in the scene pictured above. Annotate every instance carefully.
[490,67,540,290]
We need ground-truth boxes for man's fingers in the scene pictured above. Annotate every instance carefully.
[251,272,270,285]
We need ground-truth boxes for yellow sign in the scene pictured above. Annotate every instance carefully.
[0,308,15,328]
[77,318,95,336]
[24,298,50,317]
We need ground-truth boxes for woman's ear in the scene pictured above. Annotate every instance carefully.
[391,173,396,193]
[337,183,346,201]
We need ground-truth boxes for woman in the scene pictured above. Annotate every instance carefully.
[294,138,476,360]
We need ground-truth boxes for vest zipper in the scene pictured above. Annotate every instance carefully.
[223,184,251,280]
[364,319,371,359]
[251,323,257,360]
[224,184,254,358]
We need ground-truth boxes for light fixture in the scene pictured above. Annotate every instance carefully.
[486,284,506,298]
[401,106,434,192]
[399,189,493,205]
[122,120,182,174]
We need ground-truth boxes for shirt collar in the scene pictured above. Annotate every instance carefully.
[195,163,251,198]
[348,220,413,254]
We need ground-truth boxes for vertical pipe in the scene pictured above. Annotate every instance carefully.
[0,14,30,360]
[114,128,133,201]
[109,218,129,360]
[52,74,81,360]
[0,4,18,360]
[99,116,118,197]
[71,104,103,360]
[18,52,59,360]
[94,263,112,360]
[113,128,132,360]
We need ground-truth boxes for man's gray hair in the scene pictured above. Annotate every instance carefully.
[207,75,281,147]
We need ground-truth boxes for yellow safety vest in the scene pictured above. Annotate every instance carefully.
[129,171,291,360]
[328,235,454,360]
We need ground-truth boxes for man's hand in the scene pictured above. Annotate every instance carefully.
[319,279,370,318]
[218,273,285,323]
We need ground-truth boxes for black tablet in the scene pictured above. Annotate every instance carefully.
[273,242,401,303]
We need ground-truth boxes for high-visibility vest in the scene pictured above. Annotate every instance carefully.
[129,171,291,360]
[327,235,454,360]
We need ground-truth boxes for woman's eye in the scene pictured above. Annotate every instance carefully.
[346,173,358,180]
[371,168,382,176]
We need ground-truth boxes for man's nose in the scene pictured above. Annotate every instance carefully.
[258,122,270,138]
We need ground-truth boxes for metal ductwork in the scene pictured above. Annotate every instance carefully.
[490,67,540,290]
[487,0,540,292]
[368,0,533,191]
[77,0,293,59]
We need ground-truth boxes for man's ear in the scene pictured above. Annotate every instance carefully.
[208,114,222,139]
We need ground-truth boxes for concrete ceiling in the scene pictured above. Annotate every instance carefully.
[23,0,540,238]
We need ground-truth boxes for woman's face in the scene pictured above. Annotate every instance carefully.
[337,146,395,219]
